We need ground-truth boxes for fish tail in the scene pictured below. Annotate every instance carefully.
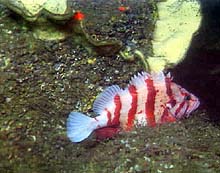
[66,112,97,142]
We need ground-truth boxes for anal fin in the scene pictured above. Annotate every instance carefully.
[94,127,121,141]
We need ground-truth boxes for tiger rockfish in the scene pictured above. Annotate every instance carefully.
[67,72,200,142]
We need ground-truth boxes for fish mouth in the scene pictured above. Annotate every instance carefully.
[186,100,200,117]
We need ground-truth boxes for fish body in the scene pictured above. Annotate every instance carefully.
[67,72,200,142]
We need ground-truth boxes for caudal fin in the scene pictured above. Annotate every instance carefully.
[66,112,96,142]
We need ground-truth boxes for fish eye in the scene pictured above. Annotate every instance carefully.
[184,95,191,101]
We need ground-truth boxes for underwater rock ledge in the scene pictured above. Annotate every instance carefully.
[148,0,201,72]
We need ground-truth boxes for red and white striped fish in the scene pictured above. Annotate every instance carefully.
[67,72,200,142]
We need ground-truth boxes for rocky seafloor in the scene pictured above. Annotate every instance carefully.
[0,0,220,172]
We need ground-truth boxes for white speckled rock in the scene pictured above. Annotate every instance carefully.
[0,0,74,40]
[148,0,201,72]
[0,0,73,21]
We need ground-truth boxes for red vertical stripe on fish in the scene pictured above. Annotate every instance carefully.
[165,77,172,97]
[165,77,177,107]
[105,108,112,126]
[183,103,190,115]
[111,94,121,125]
[145,78,156,127]
[165,77,174,102]
[161,108,176,123]
[126,85,138,130]
[175,101,186,116]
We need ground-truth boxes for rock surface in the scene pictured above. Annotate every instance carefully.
[148,0,201,72]
[0,0,74,40]
[0,0,73,22]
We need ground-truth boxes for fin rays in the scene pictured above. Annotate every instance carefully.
[93,85,121,115]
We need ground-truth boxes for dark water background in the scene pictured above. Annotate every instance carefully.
[171,0,220,123]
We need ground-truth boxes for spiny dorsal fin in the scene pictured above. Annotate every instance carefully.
[93,85,122,115]
[128,71,150,87]
[128,71,169,89]
[165,72,173,80]
[151,71,165,83]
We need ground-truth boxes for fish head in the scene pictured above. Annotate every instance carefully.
[166,83,200,119]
